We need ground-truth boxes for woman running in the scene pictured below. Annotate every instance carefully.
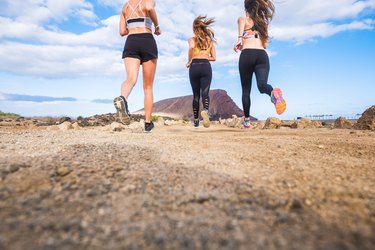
[186,15,216,128]
[234,0,286,129]
[114,0,161,132]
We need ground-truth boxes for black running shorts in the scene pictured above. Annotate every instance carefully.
[122,33,158,64]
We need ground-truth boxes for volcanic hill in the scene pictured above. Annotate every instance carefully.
[137,89,257,121]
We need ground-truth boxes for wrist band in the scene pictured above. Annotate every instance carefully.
[238,36,243,38]
[155,25,160,29]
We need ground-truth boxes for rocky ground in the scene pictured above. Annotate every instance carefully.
[0,107,374,250]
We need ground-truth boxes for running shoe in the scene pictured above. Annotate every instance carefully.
[271,88,286,115]
[242,118,251,129]
[201,109,210,128]
[113,96,130,125]
[194,119,199,128]
[144,121,154,133]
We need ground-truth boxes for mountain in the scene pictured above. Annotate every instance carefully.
[136,89,257,121]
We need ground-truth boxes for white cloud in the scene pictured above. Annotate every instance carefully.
[0,16,121,48]
[271,0,375,42]
[272,20,374,43]
[0,42,123,77]
[0,0,97,25]
[0,0,374,80]
[273,0,375,25]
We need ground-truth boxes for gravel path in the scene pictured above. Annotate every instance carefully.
[0,125,374,249]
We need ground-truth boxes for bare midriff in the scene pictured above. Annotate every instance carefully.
[127,27,152,35]
[242,37,264,50]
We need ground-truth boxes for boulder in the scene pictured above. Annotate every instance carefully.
[110,122,126,132]
[334,117,353,129]
[58,121,73,131]
[355,105,375,131]
[291,118,313,129]
[264,117,281,129]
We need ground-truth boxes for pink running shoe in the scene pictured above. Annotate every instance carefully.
[271,88,286,115]
[242,118,251,129]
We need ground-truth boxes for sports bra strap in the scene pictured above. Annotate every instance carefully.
[127,0,145,18]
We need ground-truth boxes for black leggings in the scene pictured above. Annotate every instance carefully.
[239,49,273,118]
[189,59,212,119]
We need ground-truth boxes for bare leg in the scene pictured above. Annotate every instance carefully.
[121,58,141,100]
[142,59,157,122]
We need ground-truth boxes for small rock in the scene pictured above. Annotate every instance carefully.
[291,118,314,129]
[128,121,143,131]
[280,120,294,128]
[120,185,136,193]
[58,122,73,131]
[290,199,303,211]
[194,192,211,203]
[164,120,175,126]
[5,164,20,173]
[264,117,281,129]
[156,117,165,126]
[56,167,72,177]
[276,213,288,224]
[334,117,353,129]
[72,122,81,130]
[110,122,125,132]
[58,117,72,124]
[305,199,312,206]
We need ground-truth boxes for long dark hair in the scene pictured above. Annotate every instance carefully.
[244,0,275,46]
[193,15,216,50]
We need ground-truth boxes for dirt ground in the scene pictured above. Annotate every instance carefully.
[0,124,374,250]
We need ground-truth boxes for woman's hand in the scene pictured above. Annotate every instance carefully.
[234,39,243,52]
[186,61,191,68]
[154,26,161,36]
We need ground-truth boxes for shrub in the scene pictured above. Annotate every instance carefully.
[151,115,160,122]
[0,111,20,117]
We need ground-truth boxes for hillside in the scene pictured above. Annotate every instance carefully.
[137,89,257,121]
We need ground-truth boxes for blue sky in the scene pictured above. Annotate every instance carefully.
[0,0,374,120]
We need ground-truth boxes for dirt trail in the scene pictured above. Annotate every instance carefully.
[0,125,374,249]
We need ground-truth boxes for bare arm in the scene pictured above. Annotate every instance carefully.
[186,38,195,68]
[237,16,246,38]
[209,42,216,62]
[119,4,128,36]
[263,40,268,49]
[145,0,161,35]
[234,16,245,52]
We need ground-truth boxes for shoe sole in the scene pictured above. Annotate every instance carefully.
[201,111,210,128]
[242,120,251,129]
[144,122,154,133]
[113,97,130,125]
[273,88,286,115]
[144,128,154,133]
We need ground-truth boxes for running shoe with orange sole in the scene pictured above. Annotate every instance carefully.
[271,88,286,115]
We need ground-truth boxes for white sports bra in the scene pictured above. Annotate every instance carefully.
[126,0,152,29]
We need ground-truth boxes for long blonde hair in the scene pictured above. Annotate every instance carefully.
[244,0,275,46]
[193,15,216,50]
